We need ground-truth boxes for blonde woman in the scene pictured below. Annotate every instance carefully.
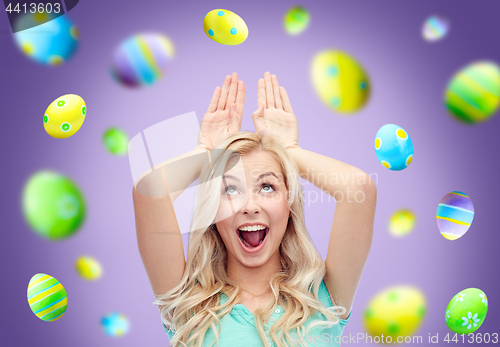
[132,72,376,347]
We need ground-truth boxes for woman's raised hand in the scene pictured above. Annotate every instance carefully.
[251,72,299,151]
[196,72,245,151]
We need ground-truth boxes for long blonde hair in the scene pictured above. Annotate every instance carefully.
[154,131,346,347]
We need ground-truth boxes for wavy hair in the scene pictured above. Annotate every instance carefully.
[153,131,346,347]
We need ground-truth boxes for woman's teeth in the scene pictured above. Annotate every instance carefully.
[238,225,267,231]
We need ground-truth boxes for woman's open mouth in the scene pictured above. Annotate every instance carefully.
[236,227,269,253]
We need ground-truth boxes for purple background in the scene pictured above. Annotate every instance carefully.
[1,0,499,345]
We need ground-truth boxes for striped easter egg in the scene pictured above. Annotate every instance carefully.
[110,33,175,88]
[445,61,500,124]
[436,191,474,240]
[27,273,68,322]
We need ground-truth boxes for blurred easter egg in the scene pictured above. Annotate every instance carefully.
[44,94,86,138]
[445,288,488,334]
[364,286,426,341]
[445,61,500,124]
[22,170,86,240]
[13,13,79,66]
[203,9,248,45]
[103,127,129,155]
[422,15,449,42]
[75,256,103,281]
[374,124,414,171]
[27,273,68,321]
[110,33,175,87]
[284,6,310,35]
[389,209,416,237]
[101,312,130,337]
[436,191,474,240]
[311,50,370,113]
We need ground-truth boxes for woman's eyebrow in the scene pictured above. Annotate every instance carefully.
[223,172,278,182]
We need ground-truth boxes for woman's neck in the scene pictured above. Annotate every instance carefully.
[226,252,281,296]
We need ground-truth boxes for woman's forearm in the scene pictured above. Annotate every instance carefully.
[286,146,374,202]
[135,146,210,203]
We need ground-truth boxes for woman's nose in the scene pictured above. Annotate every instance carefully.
[240,192,261,214]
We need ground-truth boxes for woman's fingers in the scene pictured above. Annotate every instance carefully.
[257,78,266,108]
[206,86,221,114]
[251,104,266,134]
[228,103,242,133]
[264,71,275,108]
[236,80,245,116]
[226,73,239,109]
[280,86,294,114]
[217,75,232,110]
[271,74,282,109]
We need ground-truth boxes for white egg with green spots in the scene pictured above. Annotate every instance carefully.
[445,288,488,334]
[44,94,86,138]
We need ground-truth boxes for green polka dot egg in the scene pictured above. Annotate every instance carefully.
[75,256,103,281]
[22,170,86,240]
[364,285,426,341]
[103,127,129,155]
[27,273,68,322]
[44,94,86,138]
[445,61,500,124]
[284,6,310,35]
[311,50,370,113]
[446,288,488,334]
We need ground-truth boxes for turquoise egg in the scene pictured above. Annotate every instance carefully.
[436,191,474,240]
[374,124,414,171]
[110,33,175,87]
[101,312,130,337]
[13,13,79,65]
[22,170,86,240]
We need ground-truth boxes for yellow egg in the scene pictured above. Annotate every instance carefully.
[364,286,426,343]
[44,94,86,138]
[75,255,103,280]
[203,9,248,45]
[311,50,370,114]
[389,209,416,237]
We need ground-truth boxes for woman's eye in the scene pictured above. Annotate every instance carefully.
[224,186,238,195]
[261,183,275,193]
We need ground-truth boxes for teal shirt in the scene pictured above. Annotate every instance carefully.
[163,279,351,347]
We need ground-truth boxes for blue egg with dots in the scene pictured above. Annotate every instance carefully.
[374,124,414,171]
[203,9,248,45]
[13,12,79,66]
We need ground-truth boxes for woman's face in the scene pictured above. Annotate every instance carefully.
[215,150,290,268]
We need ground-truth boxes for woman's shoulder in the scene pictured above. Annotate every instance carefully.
[317,278,351,326]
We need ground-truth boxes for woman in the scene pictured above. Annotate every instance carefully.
[132,72,377,347]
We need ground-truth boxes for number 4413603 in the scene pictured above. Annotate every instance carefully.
[6,3,61,14]
[444,333,499,343]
